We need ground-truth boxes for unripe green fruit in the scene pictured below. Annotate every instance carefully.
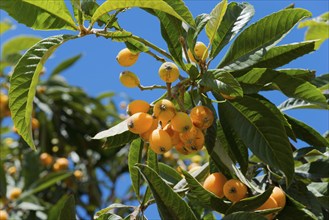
[119,71,140,88]
[158,62,180,83]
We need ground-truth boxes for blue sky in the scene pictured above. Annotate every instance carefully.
[1,1,328,219]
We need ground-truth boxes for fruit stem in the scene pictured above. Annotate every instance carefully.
[145,50,166,63]
[138,84,167,91]
[166,83,172,99]
[179,36,191,64]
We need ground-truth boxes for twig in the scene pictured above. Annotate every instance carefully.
[138,84,167,91]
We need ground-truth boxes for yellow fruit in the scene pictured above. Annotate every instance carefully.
[8,166,16,175]
[40,153,53,166]
[74,170,83,181]
[0,93,8,108]
[190,105,214,129]
[203,172,227,198]
[271,186,286,209]
[187,41,208,63]
[149,129,173,154]
[179,126,204,151]
[158,62,180,83]
[223,179,248,202]
[256,196,279,220]
[31,118,39,130]
[152,99,176,125]
[127,112,153,134]
[0,210,8,220]
[54,157,69,171]
[9,187,22,200]
[170,112,193,133]
[163,124,181,146]
[119,71,140,88]
[127,100,150,116]
[116,48,139,67]
[140,117,159,141]
[175,141,193,155]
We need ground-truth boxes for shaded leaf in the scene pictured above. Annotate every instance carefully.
[48,194,76,220]
[210,2,254,58]
[218,8,311,70]
[128,138,143,200]
[0,0,77,30]
[50,54,82,77]
[135,164,198,220]
[296,159,329,179]
[222,212,267,220]
[0,160,6,198]
[278,69,316,82]
[187,14,211,53]
[158,162,182,185]
[9,35,77,150]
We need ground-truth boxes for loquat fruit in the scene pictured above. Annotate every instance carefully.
[271,186,286,209]
[127,112,154,134]
[158,62,180,83]
[223,179,248,202]
[152,99,176,125]
[0,210,8,220]
[187,41,208,63]
[256,196,279,220]
[8,166,16,175]
[170,112,193,133]
[175,141,193,155]
[74,170,83,181]
[149,129,173,154]
[40,152,53,166]
[203,172,227,198]
[119,71,140,88]
[53,157,69,171]
[31,117,40,130]
[163,124,181,146]
[140,117,159,141]
[116,48,139,67]
[127,100,150,116]
[190,105,214,129]
[9,187,22,200]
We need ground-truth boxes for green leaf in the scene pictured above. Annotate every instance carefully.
[298,12,329,49]
[0,20,12,35]
[187,14,211,53]
[225,187,274,214]
[278,69,316,82]
[158,162,183,185]
[48,195,76,220]
[181,169,230,213]
[70,0,83,26]
[93,120,139,148]
[94,204,135,219]
[128,138,143,200]
[222,212,267,220]
[125,38,149,53]
[9,35,77,150]
[1,35,42,62]
[135,164,198,220]
[285,115,329,148]
[96,30,133,41]
[200,71,243,98]
[50,54,82,77]
[0,160,6,198]
[209,2,254,58]
[0,0,77,30]
[91,0,195,28]
[252,41,316,69]
[278,95,329,111]
[205,0,228,50]
[217,96,294,185]
[218,8,312,70]
[296,159,329,179]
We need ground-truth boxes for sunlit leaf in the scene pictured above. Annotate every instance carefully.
[0,20,12,35]
[128,138,143,200]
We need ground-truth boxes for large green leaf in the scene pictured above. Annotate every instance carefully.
[181,169,230,213]
[135,164,197,220]
[209,2,254,58]
[93,119,139,148]
[187,14,211,54]
[91,0,195,28]
[222,212,267,220]
[218,8,312,70]
[128,138,143,200]
[50,54,82,77]
[285,115,329,148]
[158,162,182,185]
[217,96,294,185]
[0,0,77,30]
[278,69,316,82]
[205,0,228,49]
[48,195,76,220]
[252,41,316,69]
[298,12,329,49]
[296,159,329,179]
[9,35,77,150]
[278,95,329,111]
[1,35,41,61]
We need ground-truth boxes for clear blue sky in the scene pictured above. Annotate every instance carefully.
[1,1,328,219]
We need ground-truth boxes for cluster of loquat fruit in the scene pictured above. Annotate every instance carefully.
[203,172,286,220]
[125,99,214,155]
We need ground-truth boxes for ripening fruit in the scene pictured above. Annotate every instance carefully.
[152,99,176,125]
[0,93,8,108]
[74,170,83,181]
[175,141,192,155]
[203,172,227,198]
[256,196,279,220]
[116,48,139,67]
[40,152,53,166]
[187,41,208,63]
[31,117,40,130]
[188,128,205,151]
[140,117,159,141]
[171,112,193,133]
[119,71,140,88]
[127,112,153,134]
[9,187,22,200]
[158,62,180,83]
[223,179,248,202]
[127,100,150,116]
[149,129,173,154]
[53,157,69,171]
[8,166,16,175]
[271,186,286,209]
[190,105,214,129]
[0,210,8,220]
[163,124,181,146]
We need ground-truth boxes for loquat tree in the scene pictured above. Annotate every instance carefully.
[0,0,328,220]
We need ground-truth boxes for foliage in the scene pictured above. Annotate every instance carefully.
[0,1,328,219]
